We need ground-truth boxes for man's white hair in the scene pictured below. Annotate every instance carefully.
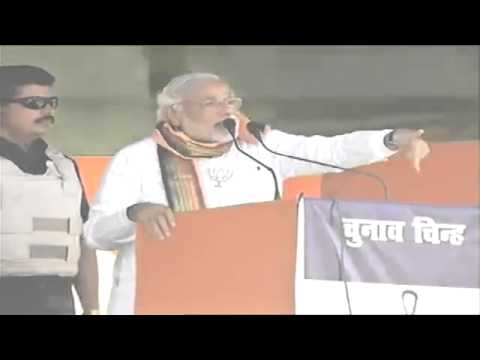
[155,72,223,124]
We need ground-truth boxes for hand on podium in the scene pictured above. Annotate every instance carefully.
[127,202,176,240]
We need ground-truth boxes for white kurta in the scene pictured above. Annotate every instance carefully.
[83,129,396,314]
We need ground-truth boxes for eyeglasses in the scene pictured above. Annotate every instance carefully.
[182,97,242,110]
[0,96,59,110]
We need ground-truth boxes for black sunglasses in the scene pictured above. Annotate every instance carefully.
[0,96,59,110]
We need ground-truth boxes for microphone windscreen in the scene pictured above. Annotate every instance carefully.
[222,118,236,133]
[246,122,266,139]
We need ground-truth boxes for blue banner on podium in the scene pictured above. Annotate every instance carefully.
[304,199,480,288]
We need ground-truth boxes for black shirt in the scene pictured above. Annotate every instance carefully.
[0,137,90,222]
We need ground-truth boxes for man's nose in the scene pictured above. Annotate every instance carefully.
[218,105,233,118]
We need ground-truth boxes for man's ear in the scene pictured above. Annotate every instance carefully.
[167,106,182,129]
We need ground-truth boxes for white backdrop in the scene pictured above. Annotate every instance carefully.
[294,199,480,315]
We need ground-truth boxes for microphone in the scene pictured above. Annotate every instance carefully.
[246,121,389,200]
[222,118,280,200]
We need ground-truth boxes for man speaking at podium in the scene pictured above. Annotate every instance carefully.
[84,72,430,314]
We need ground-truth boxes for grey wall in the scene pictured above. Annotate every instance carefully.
[176,46,478,140]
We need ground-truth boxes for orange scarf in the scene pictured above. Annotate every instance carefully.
[152,118,256,212]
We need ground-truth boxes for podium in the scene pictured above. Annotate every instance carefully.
[134,200,299,315]
[134,198,479,315]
